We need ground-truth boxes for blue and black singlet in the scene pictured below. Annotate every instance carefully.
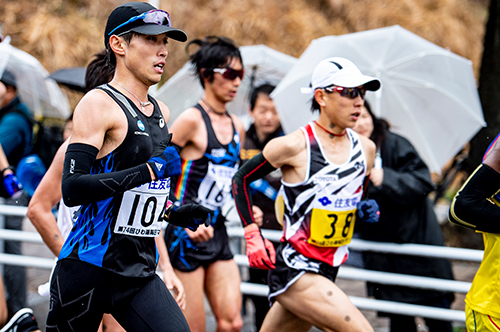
[172,103,240,224]
[59,84,171,278]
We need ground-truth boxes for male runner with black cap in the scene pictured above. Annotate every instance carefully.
[46,2,210,331]
[233,57,380,331]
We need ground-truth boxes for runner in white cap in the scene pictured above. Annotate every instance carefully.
[232,57,381,332]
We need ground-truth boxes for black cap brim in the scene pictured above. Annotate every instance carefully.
[130,25,187,42]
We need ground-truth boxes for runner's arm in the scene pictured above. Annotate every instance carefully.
[449,163,500,233]
[62,92,179,207]
[27,141,68,257]
[232,152,277,227]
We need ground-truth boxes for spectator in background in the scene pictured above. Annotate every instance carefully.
[353,101,455,332]
[240,83,283,330]
[0,69,33,318]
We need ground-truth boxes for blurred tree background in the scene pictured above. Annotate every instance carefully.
[0,0,488,93]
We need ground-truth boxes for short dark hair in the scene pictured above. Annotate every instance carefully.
[186,36,243,89]
[249,84,275,110]
[105,31,137,70]
[0,69,17,91]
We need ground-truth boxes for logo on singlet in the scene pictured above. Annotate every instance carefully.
[314,175,339,183]
[137,120,146,131]
[211,148,226,158]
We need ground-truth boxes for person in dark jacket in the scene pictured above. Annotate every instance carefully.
[353,101,455,332]
[0,69,34,318]
[240,84,283,330]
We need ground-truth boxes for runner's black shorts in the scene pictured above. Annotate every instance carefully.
[46,259,189,332]
[268,242,340,304]
[164,222,233,272]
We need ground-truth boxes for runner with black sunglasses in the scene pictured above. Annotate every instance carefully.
[163,36,257,332]
[232,57,380,332]
[46,2,211,331]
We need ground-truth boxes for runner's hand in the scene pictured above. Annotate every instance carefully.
[163,271,186,310]
[3,172,23,198]
[252,205,263,227]
[356,199,380,223]
[186,226,214,242]
[244,223,275,270]
[147,134,181,180]
[169,203,212,232]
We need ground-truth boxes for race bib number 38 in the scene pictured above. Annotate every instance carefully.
[115,179,170,237]
[308,208,356,247]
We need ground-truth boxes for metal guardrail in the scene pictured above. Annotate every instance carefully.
[0,205,479,323]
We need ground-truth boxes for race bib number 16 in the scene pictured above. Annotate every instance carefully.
[115,179,170,237]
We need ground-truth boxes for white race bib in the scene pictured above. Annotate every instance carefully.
[115,178,170,237]
[197,162,237,210]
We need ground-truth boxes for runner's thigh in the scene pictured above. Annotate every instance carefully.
[205,259,242,320]
[46,261,106,332]
[276,272,372,332]
[113,275,190,332]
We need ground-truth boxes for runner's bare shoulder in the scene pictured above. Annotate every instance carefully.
[263,129,306,168]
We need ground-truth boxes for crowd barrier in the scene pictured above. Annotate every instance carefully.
[0,204,482,323]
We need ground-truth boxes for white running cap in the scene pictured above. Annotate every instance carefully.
[301,57,381,94]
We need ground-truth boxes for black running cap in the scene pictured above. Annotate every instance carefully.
[104,2,187,48]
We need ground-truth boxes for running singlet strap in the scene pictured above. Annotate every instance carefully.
[449,163,500,233]
[62,142,151,207]
[232,152,277,226]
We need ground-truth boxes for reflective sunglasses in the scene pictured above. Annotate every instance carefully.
[323,85,366,99]
[108,9,171,36]
[213,67,245,80]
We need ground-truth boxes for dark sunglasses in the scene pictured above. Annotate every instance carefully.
[108,9,171,36]
[323,85,366,99]
[213,67,245,81]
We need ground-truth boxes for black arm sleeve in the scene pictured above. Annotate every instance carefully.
[232,152,277,227]
[62,143,152,207]
[449,163,500,233]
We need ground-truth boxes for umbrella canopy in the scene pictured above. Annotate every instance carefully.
[48,67,87,93]
[271,25,485,173]
[150,44,297,127]
[0,37,71,120]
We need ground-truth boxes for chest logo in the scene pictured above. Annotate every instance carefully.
[211,148,226,158]
[318,197,332,206]
[159,117,165,128]
[137,120,146,131]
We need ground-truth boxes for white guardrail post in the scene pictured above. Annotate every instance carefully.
[0,205,482,323]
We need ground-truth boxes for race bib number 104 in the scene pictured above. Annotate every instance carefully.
[115,179,170,237]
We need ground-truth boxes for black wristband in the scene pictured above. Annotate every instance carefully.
[1,166,14,175]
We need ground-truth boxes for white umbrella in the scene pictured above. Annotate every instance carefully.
[0,36,71,120]
[150,44,297,127]
[271,25,486,173]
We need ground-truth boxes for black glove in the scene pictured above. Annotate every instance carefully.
[356,199,380,223]
[169,203,212,231]
[147,134,181,180]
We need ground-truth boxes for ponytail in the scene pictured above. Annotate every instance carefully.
[85,49,115,92]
